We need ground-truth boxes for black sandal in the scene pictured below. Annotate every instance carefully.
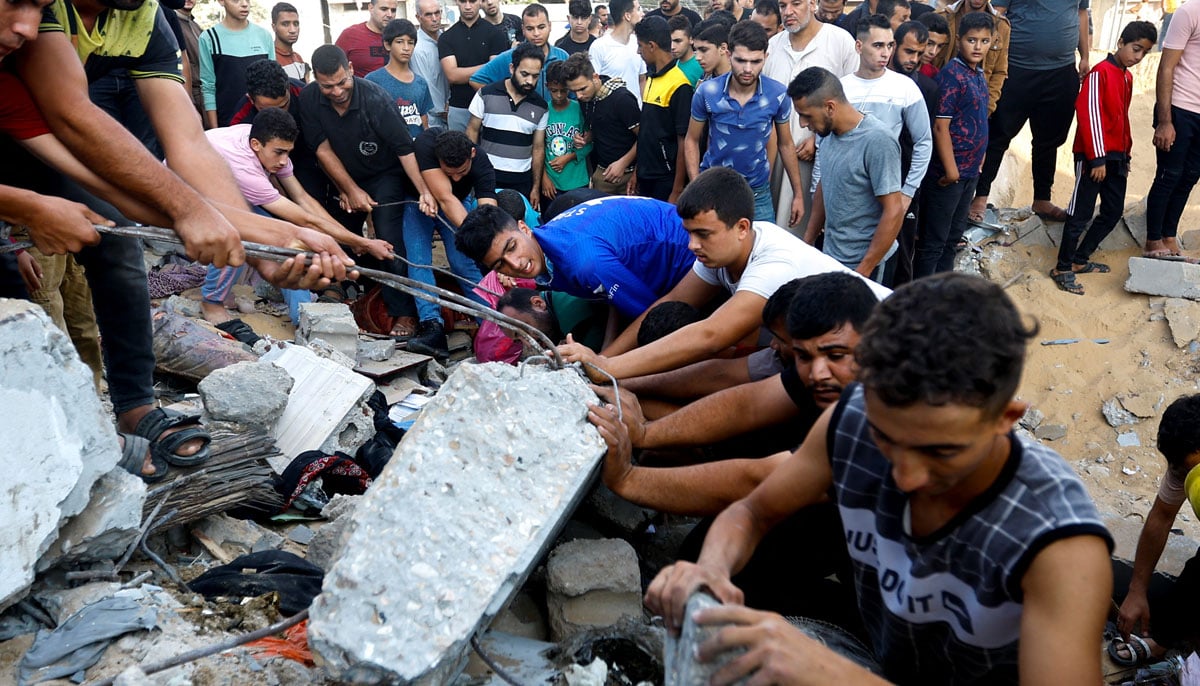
[215,318,262,346]
[116,432,168,484]
[133,407,212,468]
[1050,269,1084,295]
[1072,261,1111,274]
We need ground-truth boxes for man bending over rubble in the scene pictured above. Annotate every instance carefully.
[623,273,1113,684]
[560,166,890,382]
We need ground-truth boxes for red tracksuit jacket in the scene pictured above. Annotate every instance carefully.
[1072,54,1133,168]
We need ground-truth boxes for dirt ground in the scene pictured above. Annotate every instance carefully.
[983,51,1200,549]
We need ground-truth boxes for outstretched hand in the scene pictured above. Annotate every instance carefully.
[592,383,647,448]
[558,334,610,382]
[587,401,635,491]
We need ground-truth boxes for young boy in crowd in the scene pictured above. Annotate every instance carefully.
[691,19,731,81]
[199,0,275,129]
[541,61,592,207]
[913,12,993,277]
[366,18,434,141]
[917,12,949,78]
[669,15,703,85]
[1050,21,1157,295]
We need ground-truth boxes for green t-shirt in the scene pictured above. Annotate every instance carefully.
[677,55,703,87]
[544,100,591,192]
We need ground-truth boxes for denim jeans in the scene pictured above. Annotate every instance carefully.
[89,70,162,158]
[202,207,313,324]
[402,203,488,323]
[751,182,774,223]
[448,107,472,133]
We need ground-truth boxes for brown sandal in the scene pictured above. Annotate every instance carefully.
[390,316,418,341]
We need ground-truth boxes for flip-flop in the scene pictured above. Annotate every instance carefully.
[1142,251,1200,264]
[1050,269,1084,295]
[133,407,212,468]
[390,315,417,342]
[1107,634,1153,667]
[116,432,168,484]
[1072,261,1111,274]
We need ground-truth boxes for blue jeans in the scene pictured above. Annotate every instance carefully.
[402,203,488,323]
[201,206,313,324]
[448,107,472,133]
[752,182,774,223]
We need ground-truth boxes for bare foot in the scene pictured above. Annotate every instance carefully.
[968,195,988,221]
[201,300,234,325]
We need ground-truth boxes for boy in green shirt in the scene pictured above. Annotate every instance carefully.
[540,60,592,207]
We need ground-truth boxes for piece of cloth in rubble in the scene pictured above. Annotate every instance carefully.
[18,594,158,685]
[146,262,207,298]
[187,551,324,614]
[275,450,372,511]
[355,390,405,478]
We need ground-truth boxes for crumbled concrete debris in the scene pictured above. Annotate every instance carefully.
[307,362,605,684]
[305,338,357,369]
[260,343,376,469]
[198,361,293,430]
[1123,200,1148,246]
[1119,393,1160,419]
[664,593,743,686]
[1018,407,1045,431]
[305,517,350,571]
[1034,423,1068,441]
[1125,257,1200,300]
[1118,431,1142,447]
[357,338,395,363]
[296,302,358,362]
[40,469,145,573]
[288,525,314,546]
[1102,398,1137,427]
[0,300,142,612]
[583,484,656,536]
[193,514,283,558]
[1164,298,1200,348]
[546,538,642,641]
[162,295,202,319]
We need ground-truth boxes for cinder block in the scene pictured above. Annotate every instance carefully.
[1125,257,1200,300]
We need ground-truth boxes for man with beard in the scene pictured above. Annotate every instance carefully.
[470,4,569,104]
[646,0,701,29]
[888,20,938,284]
[466,42,549,202]
[762,0,856,235]
[795,66,904,280]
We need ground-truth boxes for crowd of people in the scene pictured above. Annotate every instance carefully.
[4,0,1200,680]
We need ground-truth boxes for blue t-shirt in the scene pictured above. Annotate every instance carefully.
[469,45,569,104]
[534,196,695,318]
[934,57,989,178]
[691,73,792,188]
[364,67,434,140]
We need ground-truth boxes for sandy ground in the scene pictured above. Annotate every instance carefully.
[982,52,1200,550]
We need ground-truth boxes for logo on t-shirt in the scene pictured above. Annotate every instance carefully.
[359,141,379,156]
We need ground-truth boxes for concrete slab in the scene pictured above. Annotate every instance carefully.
[307,362,605,684]
[1125,257,1200,300]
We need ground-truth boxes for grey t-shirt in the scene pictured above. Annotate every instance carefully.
[992,0,1088,70]
[817,114,901,270]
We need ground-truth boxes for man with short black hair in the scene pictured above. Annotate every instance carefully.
[589,0,648,104]
[439,0,508,131]
[272,2,309,81]
[641,272,1113,685]
[470,4,569,102]
[563,52,641,194]
[482,0,525,45]
[336,0,398,77]
[300,45,437,340]
[668,15,703,84]
[633,16,693,202]
[557,0,598,55]
[815,0,845,23]
[647,0,702,28]
[752,0,782,37]
[415,128,499,227]
[889,19,938,285]
[691,19,732,80]
[466,42,549,201]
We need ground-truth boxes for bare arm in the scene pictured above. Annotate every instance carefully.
[1117,496,1183,637]
[422,167,470,226]
[1155,48,1183,150]
[441,55,483,85]
[621,355,753,399]
[1018,534,1111,686]
[804,181,826,244]
[316,141,374,212]
[932,118,958,183]
[856,191,904,277]
[531,128,545,210]
[635,374,800,449]
[1077,7,1090,77]
[684,118,705,180]
[466,115,482,143]
[0,185,108,255]
[776,120,805,227]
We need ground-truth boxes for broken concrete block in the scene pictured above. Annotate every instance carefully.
[162,294,202,319]
[664,593,743,685]
[1125,257,1200,300]
[260,343,376,470]
[306,338,357,369]
[584,483,656,536]
[289,525,315,545]
[1122,200,1148,246]
[1164,298,1200,347]
[0,300,140,613]
[1119,393,1159,419]
[197,361,293,430]
[1034,423,1068,441]
[546,538,642,641]
[1118,431,1142,447]
[295,302,359,362]
[1018,407,1044,431]
[1102,398,1137,427]
[38,469,144,572]
[193,514,283,557]
[357,338,395,363]
[307,363,605,684]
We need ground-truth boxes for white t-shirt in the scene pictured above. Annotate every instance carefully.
[762,24,859,144]
[691,221,892,300]
[588,32,647,105]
